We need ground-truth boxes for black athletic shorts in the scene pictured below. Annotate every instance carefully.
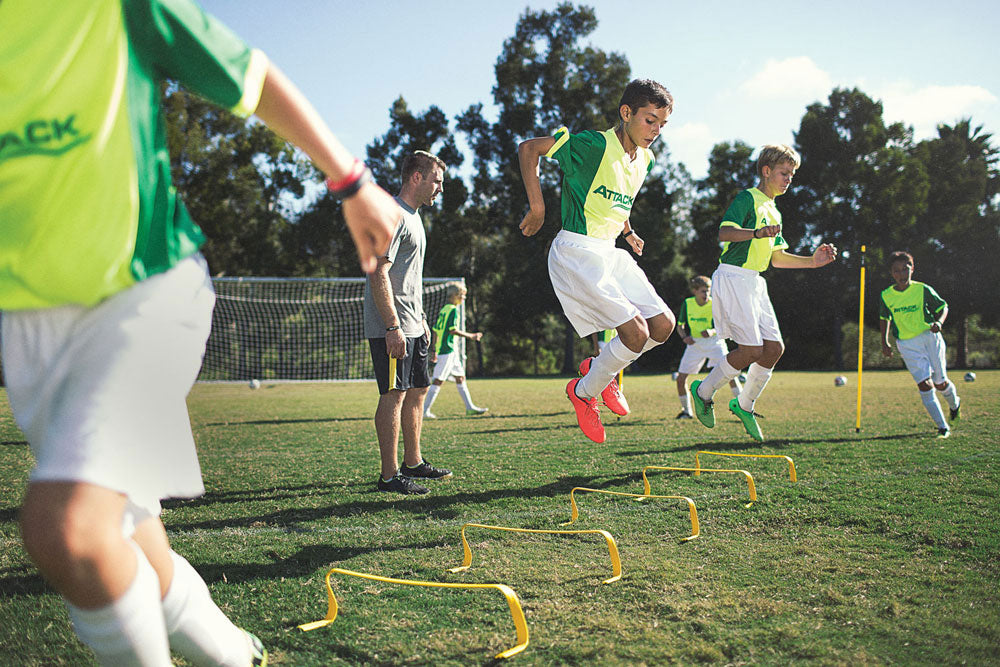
[369,335,430,394]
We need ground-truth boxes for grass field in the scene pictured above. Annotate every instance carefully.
[1,371,998,665]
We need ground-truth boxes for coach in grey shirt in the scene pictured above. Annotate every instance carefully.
[363,150,453,495]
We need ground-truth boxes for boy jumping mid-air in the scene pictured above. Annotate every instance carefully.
[879,251,960,438]
[691,144,837,441]
[518,79,676,443]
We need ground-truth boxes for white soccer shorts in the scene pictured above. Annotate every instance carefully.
[548,229,671,337]
[677,336,729,375]
[1,255,215,517]
[431,351,465,382]
[896,330,948,384]
[710,263,782,347]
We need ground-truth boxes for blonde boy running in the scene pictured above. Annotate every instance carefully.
[879,251,960,437]
[674,276,742,419]
[518,79,676,444]
[691,144,837,441]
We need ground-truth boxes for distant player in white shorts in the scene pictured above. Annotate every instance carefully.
[1,1,400,662]
[674,276,741,419]
[690,144,837,441]
[879,251,961,437]
[518,79,676,444]
[424,282,488,418]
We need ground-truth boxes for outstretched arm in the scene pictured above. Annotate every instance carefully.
[769,243,838,269]
[879,319,893,357]
[517,136,557,236]
[253,63,400,273]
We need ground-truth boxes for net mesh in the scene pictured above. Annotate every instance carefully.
[200,277,464,382]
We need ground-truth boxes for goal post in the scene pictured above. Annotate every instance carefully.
[199,277,466,382]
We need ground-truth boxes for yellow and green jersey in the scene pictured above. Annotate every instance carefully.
[545,127,654,241]
[879,281,946,341]
[0,0,268,310]
[719,188,789,272]
[597,329,615,343]
[433,303,459,355]
[677,297,714,339]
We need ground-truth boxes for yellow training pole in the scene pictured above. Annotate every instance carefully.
[389,356,397,391]
[855,245,866,433]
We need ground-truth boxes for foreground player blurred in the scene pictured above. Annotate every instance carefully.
[518,79,677,443]
[690,144,837,441]
[879,251,961,437]
[1,1,399,663]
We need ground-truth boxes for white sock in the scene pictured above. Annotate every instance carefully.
[641,336,663,353]
[920,389,948,429]
[66,541,171,666]
[730,377,743,398]
[578,337,640,399]
[939,380,959,410]
[162,551,252,667]
[739,363,773,413]
[424,384,441,412]
[456,382,475,409]
[678,393,691,414]
[697,358,739,402]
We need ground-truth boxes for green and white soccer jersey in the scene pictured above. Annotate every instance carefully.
[545,126,654,241]
[678,296,714,339]
[879,281,946,341]
[433,303,459,355]
[719,188,789,272]
[0,0,268,310]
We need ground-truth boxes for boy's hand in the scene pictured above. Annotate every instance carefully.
[519,208,545,236]
[471,332,484,342]
[757,225,782,238]
[683,336,695,345]
[342,183,401,273]
[812,242,838,267]
[881,342,893,358]
[929,322,942,333]
[626,231,644,256]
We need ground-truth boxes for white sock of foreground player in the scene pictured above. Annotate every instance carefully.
[738,363,773,413]
[66,540,171,666]
[456,382,476,409]
[162,550,254,666]
[678,393,691,414]
[423,384,441,412]
[730,376,743,398]
[696,358,740,402]
[578,336,640,399]
[919,389,948,429]
[938,380,960,410]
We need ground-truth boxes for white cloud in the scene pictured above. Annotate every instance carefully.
[873,83,997,139]
[666,121,717,178]
[737,56,833,102]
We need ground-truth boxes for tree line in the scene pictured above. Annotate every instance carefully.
[165,3,1000,375]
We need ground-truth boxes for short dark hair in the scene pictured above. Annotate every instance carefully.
[400,150,445,184]
[619,79,673,114]
[889,251,914,267]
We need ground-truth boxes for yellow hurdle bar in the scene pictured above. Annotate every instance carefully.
[448,522,622,584]
[559,487,699,542]
[641,466,757,508]
[388,357,397,391]
[694,451,797,482]
[298,567,529,660]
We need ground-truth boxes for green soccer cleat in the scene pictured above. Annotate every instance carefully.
[244,630,268,667]
[936,427,951,439]
[729,399,763,442]
[689,380,715,428]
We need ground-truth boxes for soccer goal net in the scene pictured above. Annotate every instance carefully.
[199,277,466,382]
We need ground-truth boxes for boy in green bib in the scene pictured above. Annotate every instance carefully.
[879,251,960,437]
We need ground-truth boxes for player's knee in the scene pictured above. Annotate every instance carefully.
[917,379,933,392]
[21,498,112,570]
[934,380,948,391]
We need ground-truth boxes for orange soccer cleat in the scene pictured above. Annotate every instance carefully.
[578,357,629,416]
[566,378,605,443]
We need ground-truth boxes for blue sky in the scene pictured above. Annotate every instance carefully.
[199,0,999,179]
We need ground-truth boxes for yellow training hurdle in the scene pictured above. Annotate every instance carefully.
[559,487,699,542]
[695,451,797,482]
[641,466,757,508]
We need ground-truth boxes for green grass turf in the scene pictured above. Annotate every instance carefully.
[1,371,998,665]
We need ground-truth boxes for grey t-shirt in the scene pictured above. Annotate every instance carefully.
[363,197,426,338]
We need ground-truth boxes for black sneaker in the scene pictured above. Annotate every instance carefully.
[675,411,693,420]
[400,458,453,480]
[377,473,429,495]
[950,404,961,421]
[937,427,951,439]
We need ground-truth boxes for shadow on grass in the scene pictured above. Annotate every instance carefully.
[616,431,926,456]
[0,440,28,447]
[204,416,370,427]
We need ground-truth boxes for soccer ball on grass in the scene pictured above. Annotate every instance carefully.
[964,372,976,382]
[249,378,261,390]
[834,375,847,387]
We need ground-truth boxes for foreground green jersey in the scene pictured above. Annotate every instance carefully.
[545,127,654,241]
[879,281,946,341]
[677,297,715,339]
[719,188,789,272]
[433,303,459,355]
[0,0,268,310]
